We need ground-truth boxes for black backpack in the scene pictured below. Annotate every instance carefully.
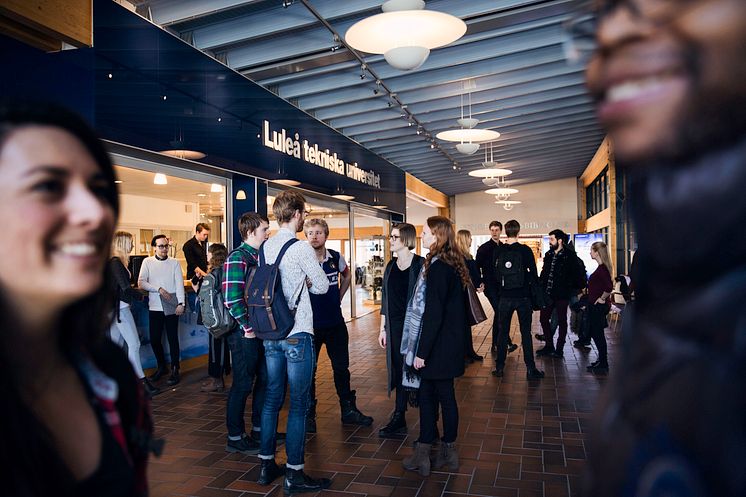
[573,254,588,290]
[496,245,526,290]
[245,238,302,340]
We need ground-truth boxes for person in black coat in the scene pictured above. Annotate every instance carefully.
[456,229,483,362]
[377,223,423,438]
[402,217,470,477]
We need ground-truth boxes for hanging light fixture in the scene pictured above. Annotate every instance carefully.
[331,184,355,201]
[345,0,466,71]
[160,128,205,160]
[235,190,247,200]
[495,200,522,211]
[437,83,501,154]
[210,183,223,193]
[468,142,512,184]
[153,173,168,185]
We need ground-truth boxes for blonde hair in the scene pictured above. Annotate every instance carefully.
[455,229,473,260]
[591,241,613,274]
[304,218,329,236]
[112,231,134,266]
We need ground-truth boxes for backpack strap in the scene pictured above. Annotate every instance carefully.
[275,238,299,265]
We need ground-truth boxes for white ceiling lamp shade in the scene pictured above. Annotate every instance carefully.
[495,200,522,211]
[235,190,247,200]
[436,128,501,143]
[482,177,499,186]
[272,179,301,187]
[485,188,519,196]
[457,117,479,129]
[210,183,223,193]
[345,0,466,71]
[469,168,513,178]
[456,142,480,155]
[160,149,206,160]
[153,173,168,185]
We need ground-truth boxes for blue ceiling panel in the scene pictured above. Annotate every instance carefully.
[136,0,603,195]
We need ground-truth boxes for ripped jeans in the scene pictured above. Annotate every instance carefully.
[258,332,315,468]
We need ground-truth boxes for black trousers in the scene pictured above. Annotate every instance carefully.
[149,311,180,369]
[310,321,352,402]
[484,287,513,348]
[496,297,536,370]
[588,304,609,363]
[418,378,458,444]
[389,324,408,413]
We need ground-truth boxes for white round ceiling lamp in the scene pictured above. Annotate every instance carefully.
[332,194,356,201]
[345,0,466,71]
[272,179,301,187]
[482,177,499,186]
[495,200,521,211]
[436,128,501,143]
[485,188,519,195]
[467,168,513,178]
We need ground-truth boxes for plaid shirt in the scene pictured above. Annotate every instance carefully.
[222,242,258,337]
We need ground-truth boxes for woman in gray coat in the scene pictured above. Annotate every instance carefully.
[377,223,423,438]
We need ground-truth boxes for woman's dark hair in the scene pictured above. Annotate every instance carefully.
[0,99,120,495]
[208,243,228,271]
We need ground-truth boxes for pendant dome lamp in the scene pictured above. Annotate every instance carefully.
[468,142,512,185]
[345,0,466,71]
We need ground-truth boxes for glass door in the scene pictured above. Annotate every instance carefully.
[350,207,391,318]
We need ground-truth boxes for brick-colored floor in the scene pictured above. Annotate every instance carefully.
[148,304,619,497]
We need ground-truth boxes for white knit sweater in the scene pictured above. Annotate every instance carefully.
[137,256,185,312]
[262,227,329,337]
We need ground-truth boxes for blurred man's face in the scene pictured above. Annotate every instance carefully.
[490,225,502,242]
[586,0,746,165]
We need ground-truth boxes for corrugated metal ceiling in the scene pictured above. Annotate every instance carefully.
[134,0,603,195]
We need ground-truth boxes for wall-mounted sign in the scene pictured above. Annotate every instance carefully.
[263,120,381,189]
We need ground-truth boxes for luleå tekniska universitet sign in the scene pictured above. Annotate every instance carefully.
[262,120,382,189]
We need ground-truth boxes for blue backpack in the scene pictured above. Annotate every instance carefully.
[245,238,302,340]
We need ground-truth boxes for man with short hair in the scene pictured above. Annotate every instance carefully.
[536,229,583,359]
[475,220,516,354]
[491,220,544,380]
[221,212,272,455]
[183,222,210,282]
[303,218,373,433]
[138,234,185,386]
[584,0,746,493]
[256,191,331,494]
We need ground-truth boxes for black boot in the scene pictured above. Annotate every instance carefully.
[378,411,407,438]
[283,468,331,494]
[257,459,285,485]
[166,365,180,386]
[141,377,160,397]
[340,391,373,426]
[148,365,166,382]
[306,400,317,434]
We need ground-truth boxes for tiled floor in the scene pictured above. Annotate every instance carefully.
[149,303,619,497]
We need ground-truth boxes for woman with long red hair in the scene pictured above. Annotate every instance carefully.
[401,216,470,476]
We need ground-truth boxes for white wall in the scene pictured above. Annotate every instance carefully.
[454,177,579,237]
[119,193,200,230]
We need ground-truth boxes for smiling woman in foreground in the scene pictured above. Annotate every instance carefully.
[0,100,154,497]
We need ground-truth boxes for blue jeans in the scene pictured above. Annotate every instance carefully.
[259,332,315,468]
[225,331,266,437]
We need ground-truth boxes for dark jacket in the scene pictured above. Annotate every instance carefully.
[417,259,467,380]
[465,257,481,288]
[381,254,424,395]
[584,140,746,497]
[182,236,208,281]
[475,239,500,291]
[110,258,144,321]
[539,248,582,300]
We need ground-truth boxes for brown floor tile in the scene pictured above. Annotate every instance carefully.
[148,307,621,496]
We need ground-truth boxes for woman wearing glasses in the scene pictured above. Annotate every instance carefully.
[377,222,423,438]
[138,234,186,386]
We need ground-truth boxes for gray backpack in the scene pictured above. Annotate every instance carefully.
[197,267,235,339]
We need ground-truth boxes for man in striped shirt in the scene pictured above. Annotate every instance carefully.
[221,212,273,455]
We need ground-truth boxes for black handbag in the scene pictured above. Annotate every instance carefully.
[529,277,549,311]
[466,282,488,325]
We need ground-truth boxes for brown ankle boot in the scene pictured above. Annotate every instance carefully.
[433,441,459,471]
[402,442,432,476]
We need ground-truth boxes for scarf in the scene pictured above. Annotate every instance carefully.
[399,257,434,405]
